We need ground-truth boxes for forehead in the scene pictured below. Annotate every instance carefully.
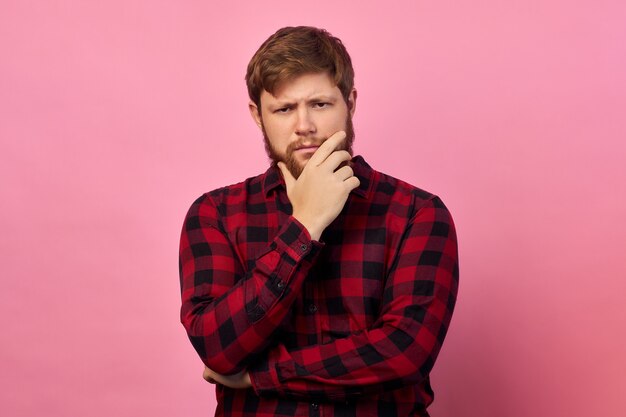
[261,72,341,104]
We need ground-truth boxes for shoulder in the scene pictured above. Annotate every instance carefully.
[376,169,436,203]
[370,168,457,246]
[184,171,267,223]
[363,159,449,218]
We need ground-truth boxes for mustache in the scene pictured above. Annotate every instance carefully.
[286,137,328,153]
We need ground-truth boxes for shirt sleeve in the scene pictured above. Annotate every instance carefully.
[179,193,324,375]
[248,197,459,401]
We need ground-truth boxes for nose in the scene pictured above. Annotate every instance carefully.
[294,107,315,136]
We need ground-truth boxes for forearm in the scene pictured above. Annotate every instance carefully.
[180,202,322,375]
[250,197,459,400]
[249,291,455,400]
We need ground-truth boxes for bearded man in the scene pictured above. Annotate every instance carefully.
[179,26,459,417]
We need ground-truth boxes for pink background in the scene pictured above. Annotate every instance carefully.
[1,1,625,416]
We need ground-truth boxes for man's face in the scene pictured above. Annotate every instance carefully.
[250,72,356,179]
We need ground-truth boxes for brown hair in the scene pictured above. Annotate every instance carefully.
[246,26,355,109]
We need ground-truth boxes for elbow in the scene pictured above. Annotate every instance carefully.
[186,332,245,375]
[203,356,245,376]
[182,314,245,376]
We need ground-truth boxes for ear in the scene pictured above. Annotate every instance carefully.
[249,101,263,129]
[347,88,357,117]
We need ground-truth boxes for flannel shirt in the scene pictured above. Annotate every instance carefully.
[179,155,459,417]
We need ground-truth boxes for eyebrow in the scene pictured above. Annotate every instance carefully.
[307,95,337,102]
[271,95,338,108]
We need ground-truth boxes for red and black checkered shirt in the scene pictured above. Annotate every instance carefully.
[179,156,459,417]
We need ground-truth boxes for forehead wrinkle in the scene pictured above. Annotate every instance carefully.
[272,88,336,103]
[270,74,340,102]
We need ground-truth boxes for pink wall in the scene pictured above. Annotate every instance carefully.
[1,1,625,416]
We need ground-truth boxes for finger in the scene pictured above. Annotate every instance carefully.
[344,175,360,191]
[333,164,354,181]
[203,367,215,382]
[277,162,296,192]
[322,150,352,171]
[309,131,346,166]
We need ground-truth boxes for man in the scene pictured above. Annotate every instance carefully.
[179,26,459,417]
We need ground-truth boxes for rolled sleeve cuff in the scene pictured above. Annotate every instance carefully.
[274,216,324,262]
[249,360,284,397]
[251,217,324,319]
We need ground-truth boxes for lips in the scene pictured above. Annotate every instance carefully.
[287,139,324,157]
[296,145,319,152]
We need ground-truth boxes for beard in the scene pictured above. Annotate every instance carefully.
[263,115,355,179]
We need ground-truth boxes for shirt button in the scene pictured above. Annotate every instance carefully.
[311,402,319,410]
[300,244,308,251]
[308,304,318,313]
[276,280,285,289]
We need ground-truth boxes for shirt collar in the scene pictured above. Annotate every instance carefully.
[262,155,373,199]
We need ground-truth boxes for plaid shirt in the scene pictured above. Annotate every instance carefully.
[179,156,459,417]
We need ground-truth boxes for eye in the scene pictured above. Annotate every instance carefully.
[313,102,330,109]
[275,106,291,114]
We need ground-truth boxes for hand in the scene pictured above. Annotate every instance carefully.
[202,366,251,389]
[278,131,360,241]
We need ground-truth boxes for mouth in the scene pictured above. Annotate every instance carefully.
[294,145,320,155]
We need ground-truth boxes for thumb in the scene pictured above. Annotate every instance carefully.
[277,162,296,193]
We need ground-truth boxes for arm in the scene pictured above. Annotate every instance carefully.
[248,197,459,401]
[180,132,357,376]
[179,194,322,375]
